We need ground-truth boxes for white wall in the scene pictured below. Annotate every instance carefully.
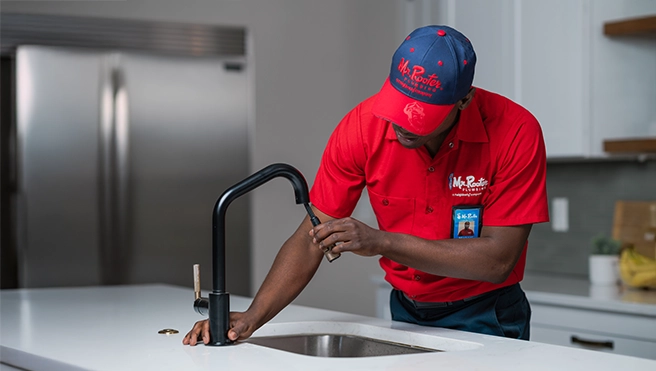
[2,0,405,316]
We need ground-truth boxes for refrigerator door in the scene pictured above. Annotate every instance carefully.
[120,52,250,293]
[16,46,251,294]
[16,46,104,287]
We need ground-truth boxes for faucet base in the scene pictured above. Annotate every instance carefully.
[207,291,232,346]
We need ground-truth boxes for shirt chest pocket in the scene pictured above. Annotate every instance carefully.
[367,189,416,233]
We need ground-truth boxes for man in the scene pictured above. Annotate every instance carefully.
[458,222,475,237]
[183,25,548,345]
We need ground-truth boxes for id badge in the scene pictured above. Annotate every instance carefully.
[452,205,483,239]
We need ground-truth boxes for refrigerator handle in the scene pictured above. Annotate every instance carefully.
[113,64,131,284]
[98,55,131,285]
[99,56,115,285]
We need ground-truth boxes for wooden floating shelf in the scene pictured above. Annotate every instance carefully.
[604,15,656,37]
[602,15,656,155]
[603,138,656,153]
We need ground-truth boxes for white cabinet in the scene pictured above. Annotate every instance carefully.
[530,303,656,359]
[532,326,656,360]
[402,0,656,159]
[517,1,590,158]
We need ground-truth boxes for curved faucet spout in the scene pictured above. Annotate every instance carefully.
[212,163,309,292]
[207,163,311,346]
[215,163,310,215]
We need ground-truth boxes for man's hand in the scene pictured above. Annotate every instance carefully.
[182,319,210,346]
[182,312,258,346]
[309,217,384,257]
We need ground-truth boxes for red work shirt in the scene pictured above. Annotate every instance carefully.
[458,228,475,237]
[309,88,549,302]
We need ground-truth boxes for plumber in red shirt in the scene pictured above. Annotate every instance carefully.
[184,25,549,345]
[458,222,475,237]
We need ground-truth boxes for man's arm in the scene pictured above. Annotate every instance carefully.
[183,206,334,345]
[379,224,531,283]
[237,208,332,333]
[311,218,531,284]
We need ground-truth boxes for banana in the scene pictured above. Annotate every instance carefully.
[630,248,656,265]
[630,270,656,288]
[631,263,656,274]
[619,247,656,288]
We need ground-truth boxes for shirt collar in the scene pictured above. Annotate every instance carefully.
[456,92,488,143]
[385,121,398,140]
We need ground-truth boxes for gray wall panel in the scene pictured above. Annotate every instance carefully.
[527,161,656,277]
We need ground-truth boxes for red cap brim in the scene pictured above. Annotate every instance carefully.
[371,78,455,136]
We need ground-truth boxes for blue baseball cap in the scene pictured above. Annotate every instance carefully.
[372,25,476,136]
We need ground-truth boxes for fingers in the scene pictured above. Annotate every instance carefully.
[182,320,210,346]
[310,218,351,245]
[227,322,245,341]
[228,312,254,342]
[310,218,380,257]
[183,313,255,346]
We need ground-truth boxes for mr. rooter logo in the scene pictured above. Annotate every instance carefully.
[397,58,442,91]
[448,172,489,196]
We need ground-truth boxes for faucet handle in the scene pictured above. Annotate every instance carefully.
[193,264,201,300]
[193,264,209,316]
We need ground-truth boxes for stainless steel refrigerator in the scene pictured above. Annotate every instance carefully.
[13,46,251,294]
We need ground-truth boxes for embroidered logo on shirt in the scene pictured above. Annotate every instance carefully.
[448,173,488,197]
[403,102,425,126]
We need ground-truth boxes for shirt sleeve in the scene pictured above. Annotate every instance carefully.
[309,105,368,219]
[482,114,550,226]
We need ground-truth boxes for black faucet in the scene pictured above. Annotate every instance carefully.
[192,163,338,346]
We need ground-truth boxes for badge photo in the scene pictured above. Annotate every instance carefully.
[452,205,483,239]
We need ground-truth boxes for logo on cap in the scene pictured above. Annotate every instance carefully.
[397,58,442,94]
[403,102,425,126]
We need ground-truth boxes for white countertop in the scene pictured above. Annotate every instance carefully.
[1,284,655,371]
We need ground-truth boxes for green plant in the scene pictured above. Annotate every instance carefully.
[591,234,622,255]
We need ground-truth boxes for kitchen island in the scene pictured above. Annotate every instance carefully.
[1,284,655,371]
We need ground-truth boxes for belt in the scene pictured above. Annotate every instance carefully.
[399,284,516,310]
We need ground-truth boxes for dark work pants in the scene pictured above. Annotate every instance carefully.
[389,283,531,340]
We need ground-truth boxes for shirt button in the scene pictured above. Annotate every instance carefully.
[448,142,454,148]
[425,206,433,214]
[411,295,417,299]
[414,275,421,281]
[428,166,435,172]
[382,199,389,206]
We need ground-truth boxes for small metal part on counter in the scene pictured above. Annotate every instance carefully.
[158,329,179,335]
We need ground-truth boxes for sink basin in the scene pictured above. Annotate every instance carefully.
[247,333,439,357]
[245,321,483,358]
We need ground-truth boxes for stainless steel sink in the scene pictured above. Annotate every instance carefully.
[247,333,441,357]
